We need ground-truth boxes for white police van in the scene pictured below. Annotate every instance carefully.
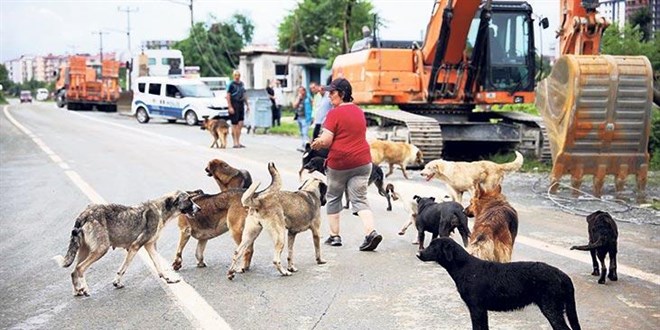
[131,76,228,125]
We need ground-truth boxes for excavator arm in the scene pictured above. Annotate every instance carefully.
[535,0,654,198]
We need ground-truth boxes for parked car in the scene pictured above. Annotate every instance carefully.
[131,76,229,125]
[20,90,32,103]
[36,88,49,101]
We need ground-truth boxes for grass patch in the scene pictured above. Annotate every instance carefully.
[489,152,551,173]
[267,116,314,137]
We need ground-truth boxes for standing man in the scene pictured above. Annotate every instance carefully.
[272,79,284,126]
[226,70,249,148]
[292,85,312,152]
[310,81,332,140]
[266,79,276,127]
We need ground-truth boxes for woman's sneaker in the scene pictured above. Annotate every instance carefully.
[359,230,382,251]
[325,235,342,246]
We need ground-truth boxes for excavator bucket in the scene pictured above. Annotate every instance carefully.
[535,54,653,198]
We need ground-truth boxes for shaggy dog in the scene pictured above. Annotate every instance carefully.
[172,188,252,272]
[227,163,327,279]
[386,181,455,241]
[570,210,619,284]
[414,196,470,250]
[464,184,518,263]
[54,191,200,296]
[418,238,581,330]
[201,117,230,148]
[301,156,391,211]
[369,139,424,179]
[420,151,523,202]
[205,158,252,191]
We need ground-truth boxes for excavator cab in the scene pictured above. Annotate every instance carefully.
[481,4,535,95]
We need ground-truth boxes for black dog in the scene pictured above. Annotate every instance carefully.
[414,196,470,250]
[301,156,392,211]
[570,210,618,284]
[418,238,581,330]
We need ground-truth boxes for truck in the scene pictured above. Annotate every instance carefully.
[54,56,121,111]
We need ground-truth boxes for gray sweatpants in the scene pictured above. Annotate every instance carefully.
[326,163,371,214]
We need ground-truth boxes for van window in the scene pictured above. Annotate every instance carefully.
[148,58,156,65]
[138,83,146,93]
[165,84,180,98]
[148,83,161,95]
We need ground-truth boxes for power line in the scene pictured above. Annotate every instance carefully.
[118,6,139,55]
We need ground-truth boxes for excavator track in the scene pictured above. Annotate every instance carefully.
[364,109,444,162]
[495,111,552,162]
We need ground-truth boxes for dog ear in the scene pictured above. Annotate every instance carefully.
[413,195,421,202]
[319,182,328,206]
[430,197,435,201]
[474,184,483,198]
[494,184,502,194]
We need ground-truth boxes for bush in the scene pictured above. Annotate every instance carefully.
[649,106,660,170]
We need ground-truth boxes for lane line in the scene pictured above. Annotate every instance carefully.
[4,106,232,330]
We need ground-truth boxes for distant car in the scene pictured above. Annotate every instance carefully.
[20,90,32,103]
[200,77,230,99]
[36,88,49,101]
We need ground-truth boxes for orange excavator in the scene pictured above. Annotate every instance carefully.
[331,0,653,196]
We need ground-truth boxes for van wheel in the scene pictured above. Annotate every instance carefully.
[136,107,150,123]
[185,110,198,126]
[167,119,177,123]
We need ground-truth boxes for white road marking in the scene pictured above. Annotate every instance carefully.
[3,106,232,330]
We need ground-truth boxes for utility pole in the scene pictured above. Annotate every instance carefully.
[92,30,108,79]
[117,6,138,54]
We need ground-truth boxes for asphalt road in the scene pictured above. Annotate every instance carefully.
[1,101,658,330]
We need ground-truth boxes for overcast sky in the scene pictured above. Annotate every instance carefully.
[0,0,560,63]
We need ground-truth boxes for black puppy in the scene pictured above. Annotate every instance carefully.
[414,196,470,250]
[302,156,392,211]
[418,238,581,330]
[570,210,618,284]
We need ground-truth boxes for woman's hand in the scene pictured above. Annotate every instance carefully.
[310,138,323,150]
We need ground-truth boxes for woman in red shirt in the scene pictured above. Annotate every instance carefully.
[310,78,382,251]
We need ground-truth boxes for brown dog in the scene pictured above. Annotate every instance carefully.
[464,184,518,263]
[369,140,423,179]
[227,162,327,279]
[201,117,230,148]
[205,159,252,191]
[421,151,523,202]
[172,189,252,271]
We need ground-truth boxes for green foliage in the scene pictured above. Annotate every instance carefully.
[649,107,660,171]
[5,79,48,97]
[277,0,375,67]
[490,103,539,115]
[601,24,659,72]
[629,6,653,41]
[0,64,14,93]
[173,13,254,77]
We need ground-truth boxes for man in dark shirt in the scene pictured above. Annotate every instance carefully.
[226,70,250,148]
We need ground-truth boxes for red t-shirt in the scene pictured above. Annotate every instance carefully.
[322,103,372,170]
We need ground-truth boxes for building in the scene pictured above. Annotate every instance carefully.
[626,0,650,17]
[44,54,68,83]
[652,0,660,32]
[600,0,626,28]
[237,44,330,105]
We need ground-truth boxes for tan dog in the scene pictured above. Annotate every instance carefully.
[464,184,518,263]
[54,191,200,296]
[369,140,424,179]
[172,188,252,271]
[205,159,252,191]
[201,117,230,148]
[227,162,327,279]
[420,151,523,202]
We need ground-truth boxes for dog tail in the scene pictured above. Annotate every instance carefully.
[467,234,496,262]
[241,181,262,208]
[570,237,604,251]
[53,223,83,268]
[263,162,282,194]
[500,151,524,172]
[564,281,581,330]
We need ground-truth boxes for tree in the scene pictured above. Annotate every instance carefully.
[629,6,652,42]
[601,24,659,72]
[277,0,375,67]
[173,13,254,77]
[0,64,13,92]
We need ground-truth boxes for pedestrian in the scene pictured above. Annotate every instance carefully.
[272,79,284,126]
[293,85,312,152]
[309,81,332,140]
[226,70,250,148]
[310,78,383,251]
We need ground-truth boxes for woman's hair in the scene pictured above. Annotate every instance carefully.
[337,90,353,103]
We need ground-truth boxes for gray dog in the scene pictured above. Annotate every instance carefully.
[54,190,200,296]
[227,162,327,279]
